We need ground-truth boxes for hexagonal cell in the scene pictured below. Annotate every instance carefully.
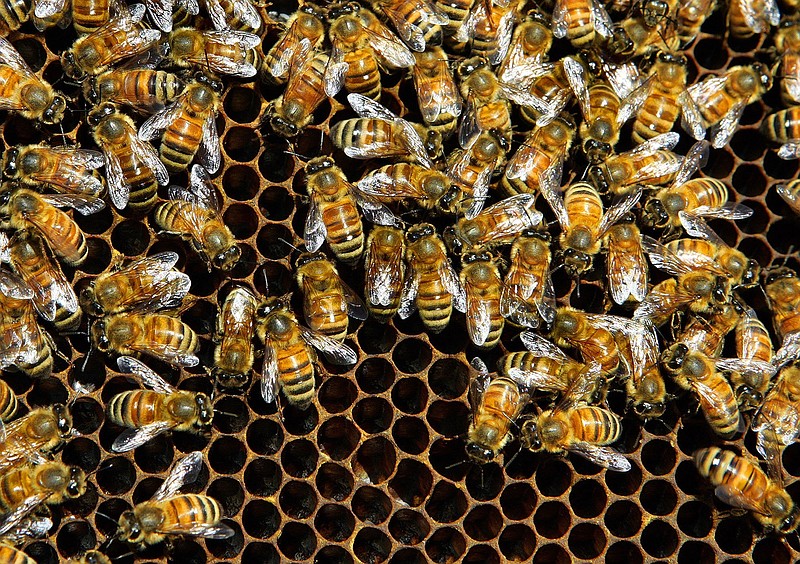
[389,509,430,545]
[258,185,294,221]
[640,519,679,558]
[352,486,392,525]
[353,397,393,434]
[223,86,261,124]
[425,480,468,524]
[243,459,281,497]
[677,499,714,538]
[391,377,428,414]
[355,357,395,393]
[463,505,503,541]
[426,400,470,437]
[316,463,354,501]
[389,459,433,507]
[753,537,791,564]
[569,479,607,518]
[605,541,644,564]
[277,522,316,561]
[279,480,318,519]
[392,416,430,455]
[317,416,360,461]
[497,524,536,561]
[223,127,260,162]
[534,501,571,539]
[95,456,136,496]
[392,338,433,374]
[241,542,280,563]
[318,376,358,413]
[353,436,396,485]
[605,499,642,538]
[246,418,283,455]
[532,544,571,564]
[223,204,259,240]
[568,523,606,560]
[428,358,469,399]
[605,460,643,495]
[464,546,500,564]
[256,224,294,259]
[639,479,679,516]
[208,478,244,517]
[357,319,398,354]
[640,438,677,475]
[56,520,96,559]
[425,527,466,564]
[258,141,295,183]
[281,404,319,436]
[315,504,356,542]
[280,438,318,478]
[715,517,754,555]
[317,546,355,564]
[535,458,573,497]
[354,528,391,564]
[465,461,504,501]
[111,220,151,256]
[499,482,536,520]
[208,436,246,474]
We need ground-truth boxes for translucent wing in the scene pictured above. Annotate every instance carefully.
[102,147,130,210]
[111,421,174,452]
[34,0,66,19]
[778,142,800,160]
[0,494,51,537]
[139,101,183,140]
[740,0,779,32]
[570,442,631,471]
[468,356,491,424]
[465,283,492,346]
[323,47,348,98]
[630,132,680,155]
[152,451,203,501]
[260,337,279,404]
[158,520,235,539]
[606,228,647,304]
[551,0,569,38]
[102,252,190,312]
[116,355,176,394]
[687,75,728,110]
[380,0,448,51]
[145,0,174,31]
[537,167,570,229]
[300,327,358,364]
[197,114,221,174]
[488,7,517,65]
[176,164,220,211]
[708,98,746,149]
[122,322,200,367]
[563,56,590,119]
[679,91,706,140]
[616,75,654,127]
[206,0,261,31]
[777,183,800,213]
[341,281,369,321]
[633,284,695,322]
[713,484,770,515]
[366,240,404,308]
[348,93,398,120]
[672,140,710,186]
[0,268,33,300]
[681,202,753,222]
[39,194,105,215]
[520,331,570,360]
[131,134,169,186]
[596,185,642,238]
[641,235,695,276]
[398,266,419,319]
[774,331,800,367]
[440,260,466,313]
[0,37,35,77]
[589,0,613,37]
[366,26,416,69]
[414,58,462,124]
[303,196,326,252]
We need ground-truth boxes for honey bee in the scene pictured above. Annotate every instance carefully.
[304,155,396,265]
[411,47,462,139]
[466,357,528,464]
[29,0,71,31]
[331,93,440,169]
[0,186,105,267]
[675,0,715,46]
[0,37,66,125]
[445,129,511,218]
[266,38,329,138]
[511,56,582,128]
[166,27,261,78]
[213,285,257,389]
[616,318,670,418]
[256,295,358,409]
[1,230,80,330]
[357,161,453,215]
[155,165,241,271]
[727,0,780,38]
[0,404,72,475]
[435,0,472,38]
[69,0,112,34]
[325,2,415,100]
[548,308,625,375]
[540,180,641,279]
[761,106,800,160]
[777,181,800,214]
[618,0,680,56]
[454,0,521,64]
[66,550,111,564]
[727,308,776,410]
[500,230,555,329]
[83,62,184,114]
[693,447,799,533]
[61,4,162,80]
[0,0,34,31]
[370,0,449,51]
[502,116,575,198]
[444,194,543,254]
[264,2,327,84]
[765,267,800,367]
[687,63,773,148]
[752,363,800,472]
[139,76,222,173]
[3,145,104,197]
[204,0,261,33]
[665,233,760,289]
[108,356,212,452]
[0,461,85,515]
[140,0,197,32]
[519,362,631,471]
[460,251,503,349]
[364,226,405,322]
[400,223,466,333]
[117,451,234,546]
[605,216,648,305]
[0,544,37,564]
[295,252,368,342]
[455,56,515,147]
[88,103,169,212]
[551,0,613,48]
[497,10,552,81]
[774,19,800,107]
[674,303,741,358]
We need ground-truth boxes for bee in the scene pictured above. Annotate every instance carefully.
[295,252,368,342]
[765,268,800,367]
[774,19,800,107]
[0,0,33,31]
[727,308,775,410]
[460,251,504,349]
[727,0,780,39]
[500,230,555,329]
[303,155,396,265]
[444,194,543,254]
[675,0,716,46]
[777,181,800,213]
[761,106,800,160]
[88,103,169,212]
[210,287,257,391]
[687,63,772,148]
[166,27,261,78]
[0,186,105,267]
[0,37,66,125]
[257,295,358,409]
[0,404,72,475]
[502,116,575,198]
[108,356,212,452]
[445,129,511,218]
[411,46,462,139]
[548,308,626,375]
[552,0,613,48]
[364,225,406,322]
[0,544,37,564]
[30,0,71,31]
[66,550,111,564]
[266,38,330,138]
[155,165,241,271]
[497,10,552,82]
[84,64,184,114]
[752,364,800,472]
[615,318,670,418]
[466,357,528,464]
[454,0,521,64]
[519,362,631,471]
[370,0,449,51]
[512,56,581,127]
[399,223,466,333]
[331,93,441,169]
[664,233,760,289]
[0,378,17,422]
[693,447,799,533]
[140,0,197,32]
[117,451,234,546]
[204,0,261,33]
[3,145,104,197]
[264,2,327,84]
[357,161,453,215]
[1,230,80,330]
[139,76,222,173]
[435,0,472,38]
[455,57,513,147]
[619,0,680,56]
[605,215,648,305]
[325,2,415,100]
[0,461,85,515]
[61,4,161,80]
[540,180,641,279]
[674,303,741,358]
[68,0,113,34]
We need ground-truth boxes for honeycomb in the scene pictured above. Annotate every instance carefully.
[2,1,800,563]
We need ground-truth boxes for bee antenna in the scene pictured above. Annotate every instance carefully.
[284,150,310,161]
[94,511,118,528]
[213,408,238,417]
[445,459,466,470]
[504,444,522,469]
[277,237,302,252]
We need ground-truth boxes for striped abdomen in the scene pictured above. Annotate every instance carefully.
[72,0,111,33]
[634,87,682,143]
[0,0,30,30]
[570,406,622,444]
[160,113,203,172]
[416,266,452,333]
[107,390,167,428]
[344,49,381,100]
[275,335,316,409]
[318,197,364,264]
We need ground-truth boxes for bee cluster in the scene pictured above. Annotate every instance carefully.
[0,0,798,562]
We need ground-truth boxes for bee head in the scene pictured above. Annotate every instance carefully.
[53,403,73,438]
[519,419,542,451]
[739,259,760,288]
[213,368,250,389]
[764,266,795,286]
[664,344,688,370]
[79,284,105,317]
[465,442,496,464]
[42,93,67,125]
[642,197,669,228]
[462,251,490,265]
[711,276,729,303]
[583,138,612,164]
[407,223,434,243]
[778,503,800,534]
[269,114,299,138]
[3,147,19,177]
[753,62,773,91]
[60,51,83,80]
[91,319,110,351]
[296,251,324,268]
[734,385,762,411]
[437,185,462,215]
[306,156,334,175]
[587,164,609,194]
[196,393,214,426]
[442,225,461,255]
[118,511,142,543]
[67,466,87,498]
[633,400,666,419]
[214,244,242,271]
[87,103,116,127]
[561,247,592,278]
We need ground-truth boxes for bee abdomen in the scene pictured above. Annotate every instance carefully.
[107,390,164,428]
[0,0,29,30]
[160,118,203,172]
[164,494,224,528]
[417,281,453,333]
[344,51,381,100]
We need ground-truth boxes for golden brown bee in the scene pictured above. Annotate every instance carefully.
[70,0,110,34]
[765,267,800,367]
[777,180,800,214]
[455,57,513,147]
[400,223,466,333]
[325,2,414,100]
[460,251,503,349]
[264,2,327,84]
[752,364,800,472]
[0,461,85,515]
[66,550,111,564]
[154,165,241,271]
[466,357,528,464]
[204,0,262,33]
[727,308,775,410]
[604,216,648,305]
[117,452,234,546]
[515,56,579,127]
[445,129,511,218]
[693,447,799,533]
[295,252,368,342]
[267,39,329,138]
[0,271,54,380]
[500,230,555,329]
[0,544,37,564]
[665,235,760,289]
[139,76,222,173]
[675,304,741,358]
[552,0,613,48]
[519,362,631,471]
[364,226,406,322]
[761,106,800,160]
[435,0,472,38]
[371,0,449,51]
[61,4,161,79]
[0,37,66,125]
[497,10,552,81]
[108,356,213,452]
[3,145,104,197]
[567,70,630,162]
[541,180,641,279]
[88,103,169,212]
[774,19,800,106]
[357,161,453,214]
[0,0,32,31]
[83,66,184,114]
[687,63,772,148]
[445,194,543,254]
[675,0,715,45]
[411,47,462,139]
[213,285,257,389]
[548,308,625,375]
[256,295,358,409]
[1,230,80,330]
[454,0,522,64]
[502,116,574,198]
[0,186,105,267]
[619,0,679,56]
[0,404,72,475]
[727,0,779,38]
[166,27,262,79]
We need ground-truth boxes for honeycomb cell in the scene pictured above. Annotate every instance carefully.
[258,142,295,183]
[465,461,504,501]
[211,397,249,434]
[241,542,279,563]
[357,319,398,354]
[69,398,104,436]
[641,520,679,558]
[464,505,502,541]
[318,376,358,413]
[464,546,500,564]
[279,480,318,519]
[132,436,174,474]
[281,438,318,478]
[678,541,716,563]
[316,462,354,501]
[706,147,736,178]
[640,479,678,516]
[314,504,356,542]
[426,400,469,436]
[532,544,571,564]
[62,438,100,473]
[716,517,753,555]
[80,238,112,275]
[243,459,281,497]
[277,522,316,561]
[498,524,536,561]
[255,261,293,298]
[389,459,433,507]
[764,150,800,180]
[675,459,705,496]
[316,417,359,460]
[207,519,243,559]
[392,416,429,455]
[739,199,769,235]
[425,527,466,564]
[640,438,677,475]
[354,528,391,564]
[428,327,467,354]
[242,500,280,539]
[223,204,259,239]
[428,358,469,399]
[246,418,283,454]
[317,546,355,564]
[96,456,136,495]
[536,458,572,497]
[111,220,150,256]
[223,86,261,124]
[677,499,714,538]
[426,480,468,523]
[534,501,571,539]
[353,397,393,433]
[223,127,260,162]
[605,461,643,495]
[753,537,791,564]
[352,485,392,525]
[355,357,395,393]
[500,482,536,520]
[392,338,433,374]
[56,520,96,558]
[391,377,429,414]
[605,499,642,538]
[389,509,430,545]
[208,478,244,517]
[208,437,246,474]
[731,131,767,162]
[568,523,607,559]
[256,224,294,259]
[281,404,318,436]
[606,541,644,564]
[354,436,396,484]
[24,542,58,564]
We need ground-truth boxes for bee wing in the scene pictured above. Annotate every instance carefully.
[186,164,221,211]
[465,282,492,347]
[538,168,570,229]
[379,1,441,52]
[778,142,800,160]
[777,183,800,212]
[414,60,462,124]
[774,332,800,368]
[597,185,642,238]
[455,0,482,42]
[152,451,203,501]
[589,0,613,37]
[202,52,258,79]
[715,358,776,377]
[348,93,398,120]
[507,367,568,392]
[440,260,467,312]
[563,56,590,120]
[605,60,644,99]
[616,75,654,127]
[708,98,747,149]
[0,268,33,300]
[25,255,78,320]
[520,331,570,361]
[785,62,800,105]
[475,194,543,238]
[357,170,416,199]
[139,101,183,141]
[682,202,753,222]
[630,132,681,155]
[102,148,130,210]
[145,0,174,31]
[33,0,66,18]
[501,259,552,329]
[260,337,279,404]
[0,494,51,537]
[505,128,546,180]
[177,0,199,15]
[741,0,779,32]
[551,0,568,38]
[641,235,694,276]
[672,140,710,187]
[464,171,491,219]
[555,361,604,411]
[159,520,236,539]
[366,242,404,308]
[38,194,105,216]
[364,26,416,69]
[457,93,481,149]
[124,336,200,367]
[468,356,491,423]
[0,38,35,77]
[132,135,169,186]
[500,82,562,120]
[633,284,695,322]
[340,280,369,321]
[116,355,176,394]
[111,421,174,453]
[488,8,517,65]
[197,114,222,174]
[206,0,261,31]
[303,196,327,253]
[570,442,631,471]
[713,484,772,515]
[323,46,348,98]
[687,75,727,109]
[692,378,744,433]
[300,326,358,364]
[607,230,648,305]
[679,91,707,140]
[110,252,191,312]
[204,28,261,48]
[398,266,420,319]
